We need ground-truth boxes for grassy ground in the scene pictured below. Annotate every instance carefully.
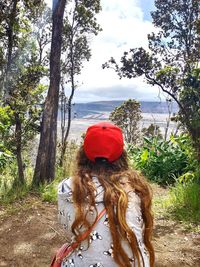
[152,182,200,233]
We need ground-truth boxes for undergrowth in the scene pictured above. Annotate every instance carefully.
[167,181,200,230]
[153,180,200,232]
[0,162,33,204]
[0,140,78,204]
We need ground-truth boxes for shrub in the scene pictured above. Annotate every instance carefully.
[129,135,195,185]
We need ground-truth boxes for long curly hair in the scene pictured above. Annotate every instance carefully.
[71,146,155,267]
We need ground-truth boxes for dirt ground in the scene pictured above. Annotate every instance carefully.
[0,187,200,267]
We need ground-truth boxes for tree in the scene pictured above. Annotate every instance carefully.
[0,1,50,184]
[33,0,67,185]
[9,66,46,184]
[103,0,200,160]
[109,99,142,144]
[59,0,101,166]
[0,0,45,98]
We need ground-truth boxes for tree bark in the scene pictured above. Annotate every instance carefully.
[33,0,66,185]
[15,113,25,184]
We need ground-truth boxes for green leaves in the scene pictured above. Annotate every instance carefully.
[129,135,195,185]
[140,149,149,163]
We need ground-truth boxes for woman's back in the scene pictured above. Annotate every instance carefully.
[58,176,150,267]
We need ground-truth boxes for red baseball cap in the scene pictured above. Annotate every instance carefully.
[83,122,124,162]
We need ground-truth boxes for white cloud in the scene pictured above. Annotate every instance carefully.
[44,0,161,102]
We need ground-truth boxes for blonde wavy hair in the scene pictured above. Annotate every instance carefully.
[71,146,155,267]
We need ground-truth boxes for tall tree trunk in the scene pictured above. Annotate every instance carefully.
[15,113,25,184]
[33,0,66,185]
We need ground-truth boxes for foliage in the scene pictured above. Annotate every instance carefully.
[103,0,200,161]
[62,0,101,78]
[142,123,163,139]
[0,62,47,183]
[0,1,50,184]
[9,66,47,141]
[0,0,49,95]
[109,99,142,144]
[129,135,195,185]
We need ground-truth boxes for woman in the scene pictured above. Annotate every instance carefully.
[58,122,155,267]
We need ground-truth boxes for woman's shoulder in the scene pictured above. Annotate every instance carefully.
[58,177,73,201]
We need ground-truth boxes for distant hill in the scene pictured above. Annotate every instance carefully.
[58,100,179,120]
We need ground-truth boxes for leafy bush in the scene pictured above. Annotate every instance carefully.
[129,135,195,185]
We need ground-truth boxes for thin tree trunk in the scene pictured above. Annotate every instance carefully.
[60,83,67,148]
[15,113,25,184]
[33,0,66,185]
[59,84,75,167]
[59,35,75,167]
[164,100,172,141]
[173,123,181,137]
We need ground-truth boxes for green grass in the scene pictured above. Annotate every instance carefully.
[38,179,60,203]
[168,182,200,221]
[154,181,200,232]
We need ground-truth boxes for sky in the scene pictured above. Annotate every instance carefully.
[44,0,164,103]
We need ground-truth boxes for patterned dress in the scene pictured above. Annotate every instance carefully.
[58,177,150,267]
